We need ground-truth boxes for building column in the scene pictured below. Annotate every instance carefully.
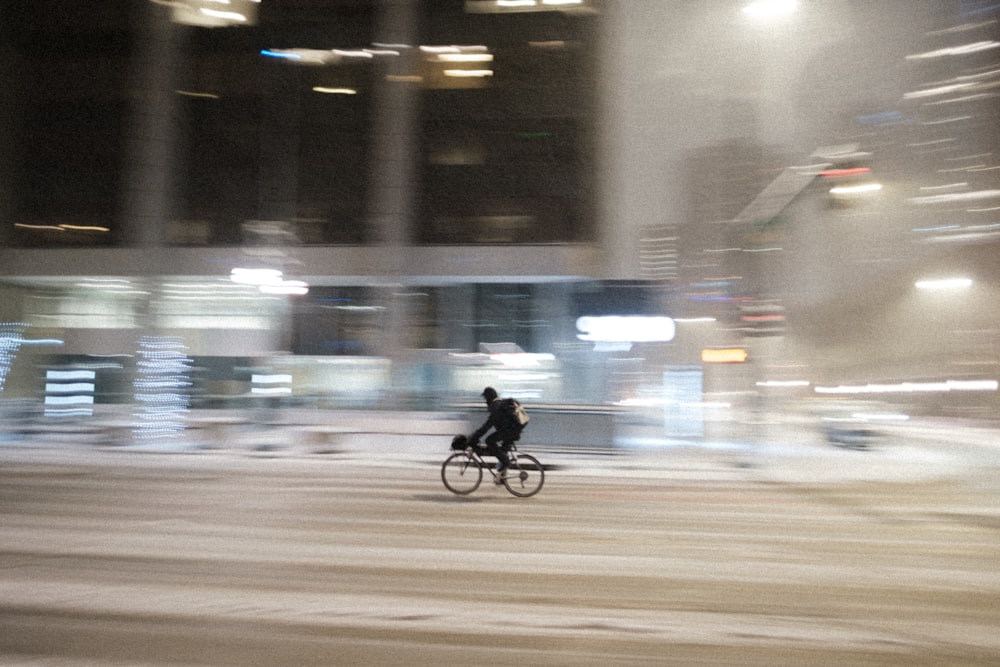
[120,1,184,254]
[366,0,421,405]
[367,0,420,253]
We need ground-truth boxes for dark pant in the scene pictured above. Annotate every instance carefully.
[485,431,516,470]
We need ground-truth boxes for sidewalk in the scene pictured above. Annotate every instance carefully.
[3,412,996,488]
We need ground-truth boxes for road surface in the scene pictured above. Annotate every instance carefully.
[2,445,998,665]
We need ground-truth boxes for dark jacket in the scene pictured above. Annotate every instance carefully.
[470,397,520,443]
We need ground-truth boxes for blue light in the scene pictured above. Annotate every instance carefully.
[261,50,302,60]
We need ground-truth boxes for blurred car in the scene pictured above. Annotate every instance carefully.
[819,401,908,450]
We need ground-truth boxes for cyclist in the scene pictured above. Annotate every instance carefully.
[468,386,522,483]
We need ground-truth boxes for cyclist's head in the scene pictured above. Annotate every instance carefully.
[481,386,498,402]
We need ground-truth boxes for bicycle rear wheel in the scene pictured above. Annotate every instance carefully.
[441,452,483,495]
[503,453,544,497]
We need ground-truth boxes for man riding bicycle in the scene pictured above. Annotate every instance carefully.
[468,386,524,483]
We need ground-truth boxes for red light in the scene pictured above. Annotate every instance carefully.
[819,167,871,178]
[741,314,785,322]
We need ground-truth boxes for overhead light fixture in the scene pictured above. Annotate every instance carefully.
[915,277,972,290]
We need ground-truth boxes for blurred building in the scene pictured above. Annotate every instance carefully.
[0,0,997,425]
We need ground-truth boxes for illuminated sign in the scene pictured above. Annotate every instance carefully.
[701,348,748,364]
[576,316,675,343]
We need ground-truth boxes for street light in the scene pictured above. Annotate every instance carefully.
[742,0,798,20]
[915,277,973,290]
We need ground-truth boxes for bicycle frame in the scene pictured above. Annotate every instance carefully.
[441,443,544,498]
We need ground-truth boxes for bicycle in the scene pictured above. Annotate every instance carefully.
[441,441,545,498]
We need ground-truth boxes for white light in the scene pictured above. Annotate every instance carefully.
[437,53,494,62]
[230,267,283,284]
[199,8,247,22]
[909,189,1000,204]
[830,183,883,195]
[742,0,797,20]
[312,87,357,94]
[45,383,96,394]
[46,370,96,381]
[443,69,494,77]
[576,316,676,343]
[251,387,293,395]
[851,412,910,423]
[490,352,555,367]
[915,278,972,289]
[756,380,810,387]
[906,41,1000,60]
[815,379,997,394]
[259,280,309,295]
[252,374,293,384]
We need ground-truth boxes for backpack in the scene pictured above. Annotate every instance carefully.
[497,397,530,431]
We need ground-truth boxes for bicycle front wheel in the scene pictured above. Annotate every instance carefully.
[503,453,544,497]
[441,452,483,495]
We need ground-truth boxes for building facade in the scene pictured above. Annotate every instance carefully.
[2,0,998,429]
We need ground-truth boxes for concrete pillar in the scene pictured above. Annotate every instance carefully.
[120,1,184,254]
[367,0,420,254]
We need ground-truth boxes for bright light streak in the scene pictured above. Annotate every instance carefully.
[576,316,676,343]
[0,323,28,393]
[261,50,302,61]
[915,277,972,289]
[231,268,308,295]
[259,280,309,295]
[742,0,797,20]
[851,412,910,422]
[252,374,293,384]
[252,373,293,395]
[177,90,220,99]
[904,83,976,99]
[199,8,247,22]
[818,167,872,178]
[815,379,997,394]
[231,268,283,284]
[133,337,193,441]
[60,225,110,232]
[420,45,488,54]
[906,41,1000,59]
[490,353,556,367]
[443,69,494,77]
[312,87,357,95]
[830,183,883,194]
[437,53,494,62]
[46,370,96,381]
[909,189,1000,204]
[332,49,375,59]
[756,380,810,387]
[14,224,63,231]
[702,348,748,364]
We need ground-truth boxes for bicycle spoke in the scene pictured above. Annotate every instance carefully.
[441,452,483,495]
[502,453,544,497]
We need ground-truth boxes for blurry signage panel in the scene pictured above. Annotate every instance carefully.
[702,348,748,364]
[44,369,95,417]
[576,316,675,343]
[663,368,703,438]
